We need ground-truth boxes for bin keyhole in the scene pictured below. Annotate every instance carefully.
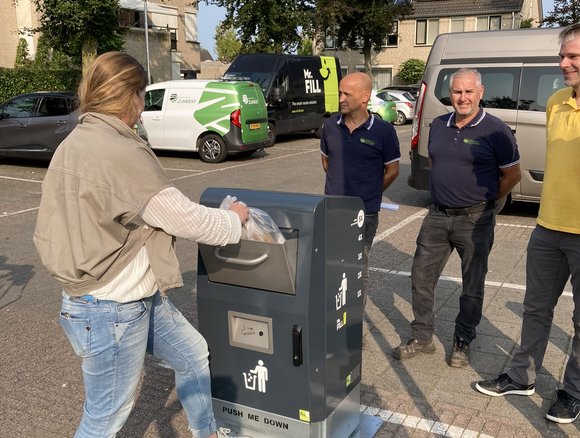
[259,331,264,336]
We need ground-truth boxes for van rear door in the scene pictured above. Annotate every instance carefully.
[233,82,269,144]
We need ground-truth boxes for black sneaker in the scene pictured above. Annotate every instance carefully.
[448,337,470,368]
[475,373,535,397]
[546,389,580,424]
[392,337,435,360]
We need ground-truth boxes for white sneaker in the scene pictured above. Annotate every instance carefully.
[216,427,252,438]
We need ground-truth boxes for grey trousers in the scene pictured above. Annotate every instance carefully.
[361,213,379,308]
[508,225,580,398]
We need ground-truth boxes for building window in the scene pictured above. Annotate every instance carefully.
[372,68,392,89]
[450,18,464,33]
[170,29,177,51]
[386,22,399,47]
[416,19,439,45]
[185,12,197,42]
[357,66,393,89]
[477,15,502,31]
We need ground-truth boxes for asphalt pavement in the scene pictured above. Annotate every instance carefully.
[0,126,578,437]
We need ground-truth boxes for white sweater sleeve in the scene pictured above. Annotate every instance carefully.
[141,187,242,246]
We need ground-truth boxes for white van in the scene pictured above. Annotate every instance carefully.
[409,28,564,203]
[141,80,269,163]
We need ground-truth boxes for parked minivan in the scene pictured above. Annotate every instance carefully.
[222,54,341,146]
[141,80,269,163]
[409,28,564,203]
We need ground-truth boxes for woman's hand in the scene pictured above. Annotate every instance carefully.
[228,201,250,225]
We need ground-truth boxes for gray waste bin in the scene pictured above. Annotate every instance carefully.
[197,188,365,438]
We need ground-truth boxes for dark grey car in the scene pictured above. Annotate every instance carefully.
[0,91,78,160]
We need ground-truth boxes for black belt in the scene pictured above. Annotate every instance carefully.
[433,200,495,216]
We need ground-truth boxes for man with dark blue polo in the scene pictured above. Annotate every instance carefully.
[392,68,521,367]
[321,72,400,308]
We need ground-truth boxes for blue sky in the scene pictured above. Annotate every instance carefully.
[197,3,225,60]
[198,1,556,60]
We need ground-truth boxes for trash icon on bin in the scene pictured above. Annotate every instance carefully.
[243,360,268,393]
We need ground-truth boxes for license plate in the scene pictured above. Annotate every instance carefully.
[249,123,261,130]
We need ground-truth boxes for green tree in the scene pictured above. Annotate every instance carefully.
[214,23,242,62]
[543,0,580,26]
[33,35,74,70]
[315,0,412,73]
[207,0,312,53]
[33,35,51,70]
[398,58,425,84]
[14,38,31,67]
[31,0,124,72]
[519,18,535,28]
[297,37,313,55]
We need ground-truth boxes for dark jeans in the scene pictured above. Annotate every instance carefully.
[508,226,580,398]
[362,212,379,307]
[410,205,496,343]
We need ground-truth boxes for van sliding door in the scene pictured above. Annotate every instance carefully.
[515,65,564,202]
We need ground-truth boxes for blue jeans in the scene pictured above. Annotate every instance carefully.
[508,226,580,398]
[410,206,496,343]
[60,291,216,438]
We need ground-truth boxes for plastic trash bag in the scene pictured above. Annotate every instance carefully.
[220,195,285,243]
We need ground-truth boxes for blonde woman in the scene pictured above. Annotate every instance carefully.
[33,51,247,438]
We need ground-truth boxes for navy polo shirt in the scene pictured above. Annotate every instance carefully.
[320,113,400,213]
[429,108,520,208]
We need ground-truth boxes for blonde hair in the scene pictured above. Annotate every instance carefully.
[78,51,147,120]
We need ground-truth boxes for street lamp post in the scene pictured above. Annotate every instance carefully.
[143,0,152,84]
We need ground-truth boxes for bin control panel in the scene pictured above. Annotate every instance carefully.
[228,311,273,354]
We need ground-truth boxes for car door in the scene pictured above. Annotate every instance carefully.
[0,95,39,153]
[27,95,76,156]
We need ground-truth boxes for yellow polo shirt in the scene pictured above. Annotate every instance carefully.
[538,87,580,234]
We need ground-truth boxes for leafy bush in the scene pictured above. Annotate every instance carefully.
[0,67,82,103]
[398,58,426,84]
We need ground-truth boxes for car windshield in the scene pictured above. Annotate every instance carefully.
[375,91,393,102]
[402,91,416,101]
[222,72,273,95]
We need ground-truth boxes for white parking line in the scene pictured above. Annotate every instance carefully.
[170,149,318,182]
[0,175,42,184]
[371,266,572,298]
[370,215,571,297]
[360,404,493,438]
[1,206,39,217]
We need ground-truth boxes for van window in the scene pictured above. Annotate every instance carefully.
[435,67,519,109]
[518,66,564,112]
[144,89,165,111]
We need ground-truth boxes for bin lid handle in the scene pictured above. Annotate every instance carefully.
[214,248,268,266]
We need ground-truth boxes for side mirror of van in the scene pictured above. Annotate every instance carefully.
[270,87,281,102]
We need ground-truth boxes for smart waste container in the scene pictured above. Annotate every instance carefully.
[197,188,365,438]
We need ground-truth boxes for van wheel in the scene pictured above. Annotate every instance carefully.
[394,111,407,126]
[199,134,228,163]
[267,123,276,147]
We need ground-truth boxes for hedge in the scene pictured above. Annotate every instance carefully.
[0,67,82,103]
